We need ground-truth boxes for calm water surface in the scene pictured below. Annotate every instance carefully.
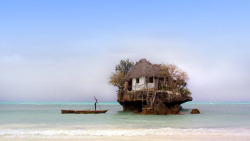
[0,102,250,136]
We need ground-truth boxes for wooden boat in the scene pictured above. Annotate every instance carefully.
[61,109,108,114]
[62,97,108,114]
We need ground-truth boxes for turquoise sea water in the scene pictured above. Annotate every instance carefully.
[0,102,250,137]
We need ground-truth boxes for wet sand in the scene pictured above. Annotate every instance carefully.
[1,135,250,141]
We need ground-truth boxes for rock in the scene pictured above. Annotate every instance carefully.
[178,111,183,115]
[191,109,200,114]
[118,90,192,115]
[141,107,155,115]
[133,109,139,114]
[141,104,180,115]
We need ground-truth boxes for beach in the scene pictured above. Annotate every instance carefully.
[1,136,250,141]
[1,128,250,141]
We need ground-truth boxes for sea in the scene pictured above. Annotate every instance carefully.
[0,102,250,138]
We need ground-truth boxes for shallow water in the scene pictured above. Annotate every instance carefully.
[0,102,250,137]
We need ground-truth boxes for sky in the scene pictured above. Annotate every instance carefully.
[0,0,250,102]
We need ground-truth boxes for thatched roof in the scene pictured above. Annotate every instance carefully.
[125,59,162,80]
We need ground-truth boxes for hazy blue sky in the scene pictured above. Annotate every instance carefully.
[0,0,250,102]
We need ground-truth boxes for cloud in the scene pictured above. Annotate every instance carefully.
[0,35,249,102]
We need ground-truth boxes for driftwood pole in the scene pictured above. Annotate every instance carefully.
[146,77,149,105]
[142,95,143,109]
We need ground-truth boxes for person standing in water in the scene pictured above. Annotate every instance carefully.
[94,96,98,111]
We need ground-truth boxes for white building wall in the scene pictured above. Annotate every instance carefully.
[147,77,155,89]
[139,77,145,85]
[148,83,154,89]
[132,76,155,90]
[132,78,136,88]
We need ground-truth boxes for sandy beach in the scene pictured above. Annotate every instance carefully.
[1,135,250,141]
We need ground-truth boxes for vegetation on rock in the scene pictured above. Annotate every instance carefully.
[160,64,191,95]
[109,72,125,90]
[109,59,134,90]
[115,59,134,75]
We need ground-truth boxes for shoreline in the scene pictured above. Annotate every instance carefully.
[1,135,250,141]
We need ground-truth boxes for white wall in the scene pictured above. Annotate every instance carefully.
[132,77,145,90]
[139,77,145,85]
[131,77,155,90]
[132,78,136,88]
[147,77,155,89]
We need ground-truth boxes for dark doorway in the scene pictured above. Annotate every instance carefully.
[149,77,153,83]
[128,79,132,91]
[158,77,164,90]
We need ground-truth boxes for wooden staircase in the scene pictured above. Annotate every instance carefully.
[147,91,157,107]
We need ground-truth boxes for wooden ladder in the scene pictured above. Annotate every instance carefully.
[147,91,157,107]
[150,92,157,107]
[147,92,153,107]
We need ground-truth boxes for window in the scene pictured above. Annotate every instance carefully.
[149,77,153,83]
[136,78,139,83]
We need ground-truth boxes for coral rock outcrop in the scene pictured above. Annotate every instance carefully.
[118,90,192,115]
[191,109,200,114]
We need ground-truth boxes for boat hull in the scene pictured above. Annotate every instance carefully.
[61,110,108,114]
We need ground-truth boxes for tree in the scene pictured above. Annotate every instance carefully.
[160,64,190,94]
[109,72,125,90]
[109,59,134,90]
[115,59,134,75]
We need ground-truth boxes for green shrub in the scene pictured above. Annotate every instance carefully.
[160,85,169,91]
[180,88,191,95]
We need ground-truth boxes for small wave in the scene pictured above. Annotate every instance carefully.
[1,128,250,137]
